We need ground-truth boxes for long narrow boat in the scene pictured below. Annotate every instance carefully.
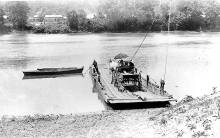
[90,60,176,105]
[23,66,84,76]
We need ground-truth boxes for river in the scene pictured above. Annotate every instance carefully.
[0,32,220,116]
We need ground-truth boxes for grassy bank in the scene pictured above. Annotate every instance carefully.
[1,92,220,137]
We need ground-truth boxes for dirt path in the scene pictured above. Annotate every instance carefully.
[1,93,220,137]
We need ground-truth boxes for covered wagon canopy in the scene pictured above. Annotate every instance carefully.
[114,53,129,59]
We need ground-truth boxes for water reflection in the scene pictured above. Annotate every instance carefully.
[22,74,84,80]
[0,33,30,69]
[91,82,113,110]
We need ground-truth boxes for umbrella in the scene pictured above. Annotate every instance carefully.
[114,53,129,59]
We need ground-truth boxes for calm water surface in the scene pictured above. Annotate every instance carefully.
[0,32,220,116]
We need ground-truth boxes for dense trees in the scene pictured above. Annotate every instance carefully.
[172,0,203,30]
[202,0,220,30]
[1,0,220,33]
[67,10,79,31]
[0,8,11,33]
[77,9,87,31]
[65,0,220,32]
[0,8,4,25]
[89,0,220,32]
[33,24,70,34]
[6,1,30,30]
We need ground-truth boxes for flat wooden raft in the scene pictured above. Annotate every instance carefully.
[96,64,176,104]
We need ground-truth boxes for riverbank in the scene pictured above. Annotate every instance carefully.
[1,91,220,137]
[2,28,220,35]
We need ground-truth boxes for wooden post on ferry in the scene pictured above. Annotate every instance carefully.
[160,79,165,95]
[146,74,149,88]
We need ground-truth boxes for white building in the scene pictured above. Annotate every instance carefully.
[43,15,67,25]
[28,15,42,26]
[2,15,11,26]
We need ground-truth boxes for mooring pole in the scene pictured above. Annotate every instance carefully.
[146,74,149,87]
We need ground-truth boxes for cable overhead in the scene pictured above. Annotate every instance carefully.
[131,20,156,60]
[163,0,172,81]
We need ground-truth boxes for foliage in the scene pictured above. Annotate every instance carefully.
[67,10,79,31]
[89,12,106,32]
[0,8,4,25]
[77,9,87,31]
[6,1,30,30]
[0,25,11,33]
[93,0,220,32]
[202,0,220,30]
[0,8,11,33]
[32,25,45,33]
[24,24,34,31]
[91,20,105,32]
[3,0,220,32]
[45,24,70,34]
[173,0,204,31]
[33,24,70,34]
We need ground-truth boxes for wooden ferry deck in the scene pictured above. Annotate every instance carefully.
[91,64,176,104]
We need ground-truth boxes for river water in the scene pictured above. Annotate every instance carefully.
[0,32,220,116]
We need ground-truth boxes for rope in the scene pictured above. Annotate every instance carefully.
[163,0,172,81]
[131,20,156,60]
[163,42,169,80]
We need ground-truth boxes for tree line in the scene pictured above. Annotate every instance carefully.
[0,0,220,33]
[91,0,220,32]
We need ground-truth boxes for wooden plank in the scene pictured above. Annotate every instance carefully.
[99,65,139,100]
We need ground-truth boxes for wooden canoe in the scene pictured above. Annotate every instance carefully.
[23,66,84,76]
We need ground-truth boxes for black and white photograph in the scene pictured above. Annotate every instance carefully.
[0,0,220,137]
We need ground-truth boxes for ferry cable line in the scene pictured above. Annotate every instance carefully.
[131,0,164,61]
[129,18,162,88]
[163,0,172,81]
[131,19,156,60]
[131,0,172,85]
[130,19,157,84]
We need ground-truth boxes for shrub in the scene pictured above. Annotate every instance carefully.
[0,25,12,33]
[33,25,45,33]
[25,24,34,30]
[32,24,70,34]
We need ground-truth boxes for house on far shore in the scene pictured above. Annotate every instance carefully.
[3,15,11,26]
[28,14,67,26]
[28,15,43,26]
[43,15,67,25]
[86,13,95,19]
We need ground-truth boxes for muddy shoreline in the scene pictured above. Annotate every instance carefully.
[1,93,220,137]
